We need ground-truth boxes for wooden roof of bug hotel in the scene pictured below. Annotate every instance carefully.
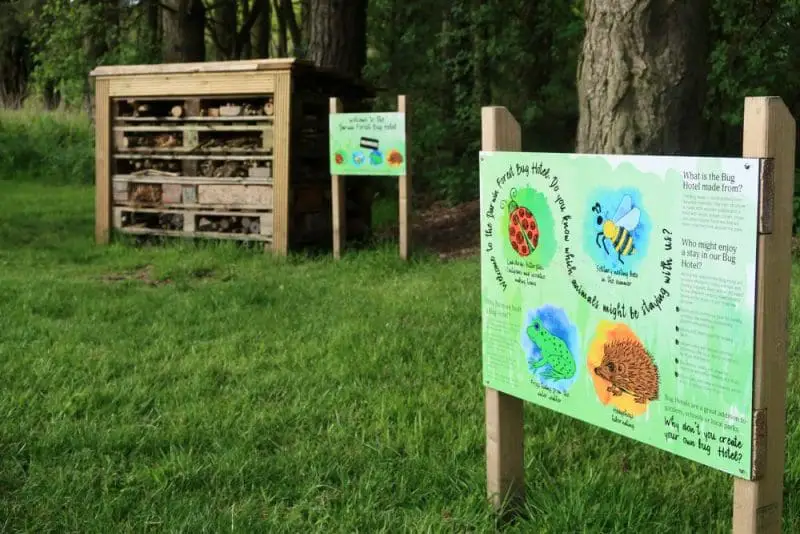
[89,58,377,97]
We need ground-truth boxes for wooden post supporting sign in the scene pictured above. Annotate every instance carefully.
[479,97,795,531]
[330,97,346,259]
[397,95,411,260]
[732,97,796,534]
[329,95,411,260]
[481,106,525,512]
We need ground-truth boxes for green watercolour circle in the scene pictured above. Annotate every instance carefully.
[500,186,556,267]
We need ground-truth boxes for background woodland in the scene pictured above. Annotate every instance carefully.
[1,0,799,206]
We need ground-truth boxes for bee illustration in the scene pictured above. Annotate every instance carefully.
[593,195,641,264]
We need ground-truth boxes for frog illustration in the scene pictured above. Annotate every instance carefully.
[526,318,577,381]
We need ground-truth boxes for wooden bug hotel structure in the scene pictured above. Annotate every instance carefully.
[90,59,375,255]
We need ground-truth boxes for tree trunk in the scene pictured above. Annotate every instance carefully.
[275,0,288,56]
[307,0,368,78]
[213,0,237,59]
[162,0,206,63]
[281,0,302,55]
[254,0,271,57]
[0,32,32,107]
[300,0,311,57]
[241,0,252,58]
[145,0,161,56]
[575,0,711,155]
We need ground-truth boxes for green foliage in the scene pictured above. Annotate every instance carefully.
[27,0,159,108]
[794,170,800,235]
[1,0,800,209]
[705,0,800,155]
[364,0,583,204]
[794,196,800,235]
[0,107,93,185]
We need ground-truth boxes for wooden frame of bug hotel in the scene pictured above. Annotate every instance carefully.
[90,58,374,255]
[480,97,794,534]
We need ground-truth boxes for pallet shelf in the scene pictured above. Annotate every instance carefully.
[114,206,273,242]
[91,58,375,254]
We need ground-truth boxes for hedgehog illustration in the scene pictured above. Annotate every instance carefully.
[593,338,659,404]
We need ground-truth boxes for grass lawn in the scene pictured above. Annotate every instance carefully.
[1,109,799,532]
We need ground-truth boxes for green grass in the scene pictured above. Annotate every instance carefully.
[1,109,800,533]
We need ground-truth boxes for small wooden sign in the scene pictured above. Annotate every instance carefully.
[329,96,411,260]
[329,113,407,176]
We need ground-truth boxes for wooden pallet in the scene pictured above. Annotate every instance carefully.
[113,206,273,242]
[114,116,274,123]
[114,125,273,154]
[113,179,273,209]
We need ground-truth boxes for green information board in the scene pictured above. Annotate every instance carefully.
[480,151,760,479]
[329,112,406,176]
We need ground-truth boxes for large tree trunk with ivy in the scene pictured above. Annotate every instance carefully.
[162,0,206,62]
[576,0,711,155]
[307,0,367,78]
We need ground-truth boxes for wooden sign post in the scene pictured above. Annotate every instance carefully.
[328,95,411,260]
[732,97,795,534]
[479,97,795,531]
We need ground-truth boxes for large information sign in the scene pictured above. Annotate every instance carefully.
[480,151,760,478]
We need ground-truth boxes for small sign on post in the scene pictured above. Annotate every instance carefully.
[328,96,411,260]
[480,97,795,531]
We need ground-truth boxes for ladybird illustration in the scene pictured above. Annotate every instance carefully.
[334,151,345,164]
[503,189,539,257]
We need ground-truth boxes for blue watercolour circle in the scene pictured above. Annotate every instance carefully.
[352,151,366,166]
[519,305,580,393]
[585,187,651,273]
[369,150,383,166]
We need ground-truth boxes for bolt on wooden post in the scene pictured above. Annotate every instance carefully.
[328,95,411,260]
[478,97,795,531]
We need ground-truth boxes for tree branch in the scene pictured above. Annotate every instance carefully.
[158,1,178,14]
[234,0,263,58]
[202,0,236,12]
[205,19,228,57]
[281,0,301,52]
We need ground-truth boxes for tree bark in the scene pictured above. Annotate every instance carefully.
[147,0,160,50]
[300,0,311,57]
[213,0,237,59]
[275,0,288,56]
[307,0,368,78]
[0,20,32,107]
[241,0,252,58]
[254,0,271,57]
[162,0,206,63]
[576,0,711,155]
[281,0,302,55]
